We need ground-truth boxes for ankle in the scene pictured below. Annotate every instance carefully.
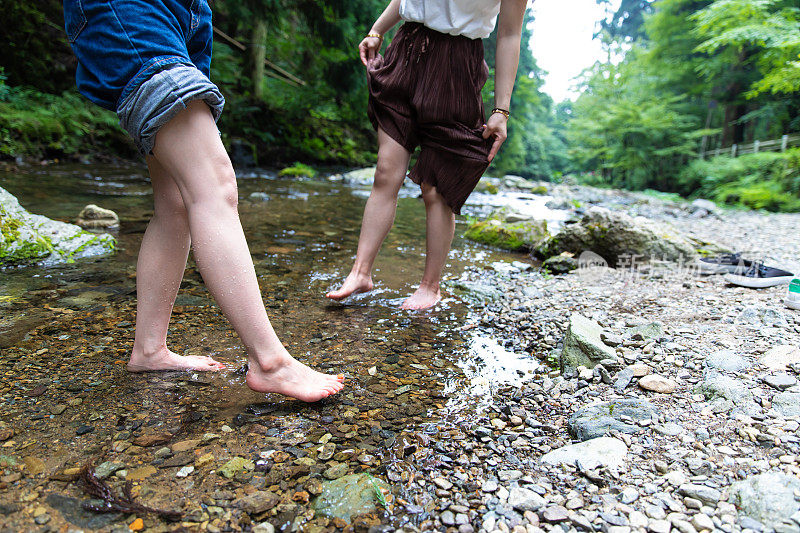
[417,281,441,293]
[131,343,167,359]
[350,265,373,279]
[248,349,290,373]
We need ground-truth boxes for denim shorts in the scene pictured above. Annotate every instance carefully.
[64,0,225,154]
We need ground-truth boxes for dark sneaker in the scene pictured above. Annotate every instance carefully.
[786,279,800,310]
[695,253,750,275]
[724,262,795,288]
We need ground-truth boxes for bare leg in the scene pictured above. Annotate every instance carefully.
[128,156,224,372]
[326,128,411,300]
[401,182,454,310]
[150,101,343,401]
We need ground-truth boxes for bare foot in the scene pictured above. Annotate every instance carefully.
[326,273,374,301]
[127,348,226,372]
[401,286,442,310]
[246,352,346,402]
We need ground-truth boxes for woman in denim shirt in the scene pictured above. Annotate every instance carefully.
[64,0,344,401]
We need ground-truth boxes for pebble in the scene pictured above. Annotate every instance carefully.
[542,506,569,523]
[639,374,678,394]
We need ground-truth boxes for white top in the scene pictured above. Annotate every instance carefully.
[399,0,502,40]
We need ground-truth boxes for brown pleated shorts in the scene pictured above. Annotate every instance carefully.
[367,22,493,215]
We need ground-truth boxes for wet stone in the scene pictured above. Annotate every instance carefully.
[233,491,280,514]
[323,462,348,480]
[76,425,94,435]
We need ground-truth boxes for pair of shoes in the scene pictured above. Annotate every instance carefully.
[724,261,795,288]
[786,279,800,310]
[696,253,748,275]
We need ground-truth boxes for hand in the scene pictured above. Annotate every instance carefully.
[482,111,508,162]
[359,36,382,66]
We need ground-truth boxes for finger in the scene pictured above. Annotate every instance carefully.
[368,47,376,62]
[482,124,492,139]
[360,45,368,67]
[488,136,504,162]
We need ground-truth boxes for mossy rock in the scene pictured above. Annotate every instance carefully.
[538,206,696,264]
[278,162,316,178]
[464,216,549,252]
[1,186,115,267]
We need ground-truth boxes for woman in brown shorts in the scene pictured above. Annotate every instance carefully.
[327,0,528,310]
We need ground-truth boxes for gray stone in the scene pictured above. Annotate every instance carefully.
[613,368,635,391]
[762,345,800,371]
[678,484,721,505]
[705,350,750,373]
[763,373,798,391]
[232,491,280,515]
[560,314,619,371]
[252,522,275,533]
[440,511,456,526]
[568,399,660,441]
[312,473,390,521]
[341,167,376,186]
[75,204,119,230]
[772,392,800,417]
[736,306,788,328]
[451,280,502,303]
[542,505,569,522]
[538,206,698,264]
[94,461,125,480]
[629,322,664,341]
[541,437,628,470]
[507,487,545,512]
[1,187,116,266]
[730,472,800,525]
[45,494,122,529]
[543,254,578,274]
[694,372,757,414]
[653,422,684,436]
[602,332,624,347]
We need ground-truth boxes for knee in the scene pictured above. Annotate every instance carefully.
[215,161,239,210]
[372,158,404,193]
[421,183,443,205]
[188,156,238,210]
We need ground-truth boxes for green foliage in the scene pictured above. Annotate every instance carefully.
[568,0,800,211]
[0,87,132,159]
[680,148,800,211]
[278,162,317,178]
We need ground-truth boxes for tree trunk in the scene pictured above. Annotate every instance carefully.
[249,19,267,99]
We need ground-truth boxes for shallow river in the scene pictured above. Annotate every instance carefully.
[0,163,563,530]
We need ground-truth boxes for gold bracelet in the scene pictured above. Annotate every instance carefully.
[491,107,510,120]
[367,33,383,41]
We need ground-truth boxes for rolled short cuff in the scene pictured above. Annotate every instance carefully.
[116,63,225,155]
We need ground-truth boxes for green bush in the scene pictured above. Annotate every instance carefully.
[0,86,133,159]
[679,149,800,212]
[278,162,317,178]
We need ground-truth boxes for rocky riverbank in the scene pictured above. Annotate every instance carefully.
[431,178,800,533]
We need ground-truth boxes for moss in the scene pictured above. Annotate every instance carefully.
[464,217,549,252]
[278,162,317,178]
[531,185,549,195]
[485,183,499,195]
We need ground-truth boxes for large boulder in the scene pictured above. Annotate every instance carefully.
[560,313,618,371]
[312,473,390,522]
[539,206,697,264]
[464,211,549,253]
[730,472,800,526]
[1,187,115,266]
[341,167,376,186]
